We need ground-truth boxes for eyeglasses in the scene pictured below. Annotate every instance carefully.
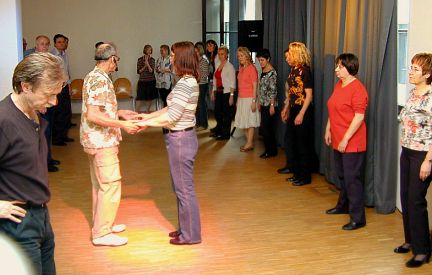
[409,65,422,73]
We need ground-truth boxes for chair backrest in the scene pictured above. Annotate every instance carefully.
[114,77,132,98]
[70,79,84,100]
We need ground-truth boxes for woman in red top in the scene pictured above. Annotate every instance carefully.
[234,46,260,151]
[325,53,368,231]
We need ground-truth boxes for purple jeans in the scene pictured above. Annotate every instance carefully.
[164,129,201,243]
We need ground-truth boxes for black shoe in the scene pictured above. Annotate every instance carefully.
[277,167,292,174]
[52,141,67,146]
[64,137,74,142]
[48,159,61,166]
[48,165,59,172]
[260,152,277,159]
[215,136,230,141]
[286,176,298,182]
[326,207,349,214]
[406,254,430,268]
[209,133,218,138]
[210,127,217,133]
[70,123,77,127]
[292,179,311,186]
[342,221,366,230]
[394,244,410,254]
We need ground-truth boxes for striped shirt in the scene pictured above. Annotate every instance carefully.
[166,76,199,130]
[198,57,209,84]
[137,56,156,82]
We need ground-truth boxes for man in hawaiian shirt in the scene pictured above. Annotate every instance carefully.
[80,43,139,247]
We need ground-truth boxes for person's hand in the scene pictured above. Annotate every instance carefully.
[0,200,26,223]
[229,95,234,106]
[294,113,304,125]
[121,121,140,134]
[337,138,348,153]
[281,107,289,123]
[118,110,138,120]
[131,113,150,121]
[420,160,432,181]
[324,128,331,146]
[210,91,215,102]
[137,125,149,133]
[269,105,275,116]
[251,102,257,112]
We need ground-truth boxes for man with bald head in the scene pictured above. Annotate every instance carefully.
[24,35,50,56]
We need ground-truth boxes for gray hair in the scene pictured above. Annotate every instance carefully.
[95,42,117,63]
[13,52,67,94]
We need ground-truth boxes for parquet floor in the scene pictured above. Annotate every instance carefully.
[47,116,429,274]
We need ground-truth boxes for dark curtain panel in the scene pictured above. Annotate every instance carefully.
[310,0,398,214]
[262,0,308,145]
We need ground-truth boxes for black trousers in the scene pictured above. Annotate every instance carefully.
[400,147,431,254]
[196,84,209,128]
[41,107,55,163]
[333,150,366,224]
[0,206,56,275]
[52,86,71,142]
[260,105,278,155]
[214,92,232,138]
[158,88,170,107]
[285,105,314,181]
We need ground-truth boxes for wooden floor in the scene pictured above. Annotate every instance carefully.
[47,116,428,275]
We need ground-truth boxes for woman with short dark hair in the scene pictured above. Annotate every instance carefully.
[325,53,368,231]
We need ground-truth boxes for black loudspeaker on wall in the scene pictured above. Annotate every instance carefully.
[238,20,264,52]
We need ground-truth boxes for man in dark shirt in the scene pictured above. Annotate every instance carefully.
[0,52,67,275]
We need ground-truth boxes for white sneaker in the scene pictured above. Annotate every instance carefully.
[92,233,128,247]
[112,224,126,233]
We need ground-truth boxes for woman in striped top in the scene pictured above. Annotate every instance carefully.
[134,41,201,245]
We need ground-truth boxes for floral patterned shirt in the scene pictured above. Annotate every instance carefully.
[80,67,121,149]
[400,88,432,151]
[258,68,278,107]
[287,65,313,107]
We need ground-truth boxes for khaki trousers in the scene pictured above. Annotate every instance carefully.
[84,146,122,239]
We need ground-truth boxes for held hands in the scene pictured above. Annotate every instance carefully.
[229,95,234,106]
[0,200,26,223]
[121,120,140,134]
[118,110,139,120]
[420,160,432,181]
[269,105,275,116]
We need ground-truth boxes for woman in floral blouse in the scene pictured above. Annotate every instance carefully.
[397,53,432,268]
[257,48,278,158]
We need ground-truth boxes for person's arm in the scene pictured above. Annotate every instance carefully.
[324,118,331,146]
[420,147,432,181]
[138,108,171,127]
[281,81,290,122]
[137,58,145,74]
[118,109,138,120]
[86,105,139,134]
[337,113,364,152]
[251,79,258,112]
[268,71,277,116]
[294,88,312,125]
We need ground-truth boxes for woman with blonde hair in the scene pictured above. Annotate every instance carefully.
[281,42,315,186]
[234,46,260,151]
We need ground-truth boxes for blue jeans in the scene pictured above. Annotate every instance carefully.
[164,129,201,243]
[0,206,56,275]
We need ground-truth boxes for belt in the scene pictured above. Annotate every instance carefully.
[162,127,194,134]
[21,202,47,209]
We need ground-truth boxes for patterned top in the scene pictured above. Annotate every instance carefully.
[137,56,156,82]
[400,88,432,151]
[287,65,313,107]
[166,76,199,130]
[259,69,278,107]
[155,56,172,89]
[80,67,121,149]
[198,57,209,84]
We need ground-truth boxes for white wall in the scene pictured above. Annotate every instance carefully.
[0,0,22,100]
[22,0,201,91]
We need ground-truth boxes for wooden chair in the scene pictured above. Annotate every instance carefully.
[70,78,84,100]
[113,77,135,111]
